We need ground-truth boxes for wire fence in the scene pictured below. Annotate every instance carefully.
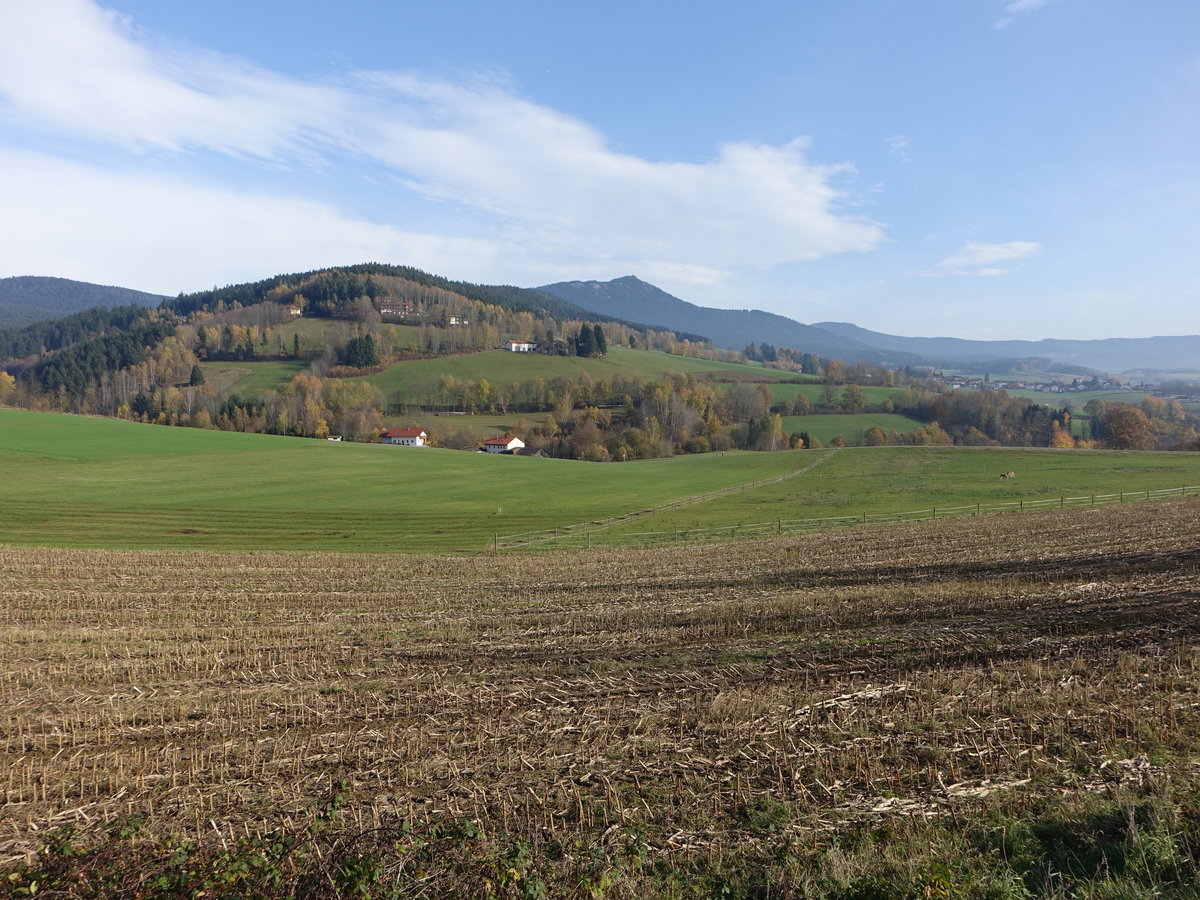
[492,450,840,550]
[494,484,1200,551]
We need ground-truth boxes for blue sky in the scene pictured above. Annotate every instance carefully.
[1,1,1197,340]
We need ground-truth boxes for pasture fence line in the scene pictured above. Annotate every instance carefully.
[494,484,1200,551]
[492,449,840,549]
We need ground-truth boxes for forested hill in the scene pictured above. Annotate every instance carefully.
[0,276,166,329]
[3,263,710,408]
[538,275,915,365]
[166,263,622,325]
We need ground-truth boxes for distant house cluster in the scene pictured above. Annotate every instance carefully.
[504,340,538,353]
[937,374,1149,393]
[379,428,543,456]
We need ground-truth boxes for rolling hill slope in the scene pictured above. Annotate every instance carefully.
[0,276,166,328]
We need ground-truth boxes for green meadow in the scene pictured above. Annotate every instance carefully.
[0,408,806,553]
[780,412,927,442]
[764,381,896,406]
[358,346,800,395]
[1001,387,1149,407]
[197,360,310,397]
[195,346,802,400]
[4,408,1199,553]
[603,444,1200,536]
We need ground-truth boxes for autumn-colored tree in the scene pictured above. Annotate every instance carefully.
[1101,405,1156,450]
[1141,396,1167,419]
[863,426,886,446]
[1049,427,1076,448]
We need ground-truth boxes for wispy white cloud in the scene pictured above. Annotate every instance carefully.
[925,240,1042,277]
[994,0,1053,30]
[0,0,886,290]
[885,135,910,161]
[0,149,501,293]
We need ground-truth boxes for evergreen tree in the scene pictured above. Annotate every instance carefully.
[592,324,607,356]
[575,324,596,357]
[130,391,150,419]
[189,365,205,386]
[342,334,378,368]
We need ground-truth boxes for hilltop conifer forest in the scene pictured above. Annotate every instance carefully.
[1,263,1198,456]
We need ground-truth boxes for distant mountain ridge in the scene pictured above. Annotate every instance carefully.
[0,276,166,328]
[7,271,1196,376]
[540,276,1199,374]
[814,322,1200,374]
[538,276,915,365]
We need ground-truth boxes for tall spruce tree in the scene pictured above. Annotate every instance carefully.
[575,324,595,357]
[342,334,378,368]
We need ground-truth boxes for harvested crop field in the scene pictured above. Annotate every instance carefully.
[3,498,1200,896]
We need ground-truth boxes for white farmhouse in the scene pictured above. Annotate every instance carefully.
[481,435,525,454]
[381,427,428,447]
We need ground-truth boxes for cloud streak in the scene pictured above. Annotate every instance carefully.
[931,240,1042,277]
[0,0,885,290]
[994,0,1053,30]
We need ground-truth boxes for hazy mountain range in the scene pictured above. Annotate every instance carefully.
[0,276,165,329]
[539,275,909,366]
[3,272,1197,376]
[541,276,1200,375]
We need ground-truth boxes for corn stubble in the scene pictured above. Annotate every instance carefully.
[1,499,1199,878]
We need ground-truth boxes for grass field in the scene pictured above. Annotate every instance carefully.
[359,347,800,396]
[1002,387,1150,408]
[196,359,310,397]
[600,445,1200,537]
[0,409,811,553]
[3,498,1200,896]
[270,317,421,354]
[4,408,1200,554]
[780,412,926,443]
[765,382,898,407]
